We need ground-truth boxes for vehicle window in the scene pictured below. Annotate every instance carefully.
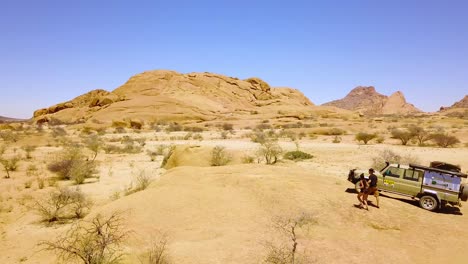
[404,169,422,182]
[384,167,405,178]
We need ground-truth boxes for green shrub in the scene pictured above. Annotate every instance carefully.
[391,128,413,145]
[283,151,313,161]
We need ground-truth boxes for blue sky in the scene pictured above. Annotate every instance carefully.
[1,0,467,118]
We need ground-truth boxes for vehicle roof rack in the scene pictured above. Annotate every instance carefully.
[409,163,467,178]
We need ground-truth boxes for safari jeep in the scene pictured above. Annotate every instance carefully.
[348,161,468,211]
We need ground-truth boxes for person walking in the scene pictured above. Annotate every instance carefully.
[363,168,378,210]
[357,174,369,208]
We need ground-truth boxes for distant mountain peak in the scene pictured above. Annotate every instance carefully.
[323,86,420,115]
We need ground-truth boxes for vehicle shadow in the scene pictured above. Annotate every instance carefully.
[344,188,463,215]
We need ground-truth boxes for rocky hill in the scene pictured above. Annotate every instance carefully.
[33,70,343,126]
[440,95,468,111]
[322,86,421,115]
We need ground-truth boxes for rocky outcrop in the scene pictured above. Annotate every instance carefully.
[441,95,468,110]
[323,86,420,115]
[32,70,321,126]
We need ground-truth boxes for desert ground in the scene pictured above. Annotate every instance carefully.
[0,115,467,264]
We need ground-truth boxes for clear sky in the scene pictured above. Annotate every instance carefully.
[1,0,467,118]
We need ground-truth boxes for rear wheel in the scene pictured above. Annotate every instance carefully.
[419,195,439,211]
[461,184,468,202]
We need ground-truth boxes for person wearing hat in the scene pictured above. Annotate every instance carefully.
[363,168,379,210]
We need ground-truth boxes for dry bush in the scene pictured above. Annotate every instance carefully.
[355,132,377,144]
[371,149,421,171]
[40,212,128,264]
[165,123,183,132]
[22,145,37,159]
[47,146,97,184]
[221,123,234,131]
[161,146,176,168]
[0,155,20,178]
[311,127,345,136]
[0,130,19,142]
[210,146,232,166]
[391,128,414,145]
[431,133,460,148]
[139,235,171,264]
[34,187,92,222]
[241,155,255,164]
[192,133,203,141]
[257,140,282,165]
[264,213,315,264]
[83,134,103,161]
[408,125,432,146]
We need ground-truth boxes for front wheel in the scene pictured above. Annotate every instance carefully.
[419,195,439,211]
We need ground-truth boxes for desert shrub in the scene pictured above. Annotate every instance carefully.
[264,213,315,264]
[161,145,176,168]
[257,141,282,165]
[241,155,255,164]
[165,123,183,132]
[40,212,128,263]
[332,136,342,143]
[221,123,234,131]
[22,145,37,159]
[431,133,460,148]
[192,133,203,141]
[0,154,20,178]
[355,132,377,144]
[47,146,97,183]
[0,130,19,142]
[312,127,345,136]
[408,125,432,146]
[112,120,127,128]
[24,180,33,189]
[371,149,420,171]
[34,187,92,222]
[375,135,385,144]
[218,131,227,139]
[210,146,232,166]
[130,120,144,130]
[250,131,271,144]
[278,130,297,141]
[256,123,272,131]
[37,177,45,189]
[140,236,171,264]
[114,127,126,134]
[126,170,152,195]
[391,128,414,145]
[83,134,103,161]
[283,151,313,161]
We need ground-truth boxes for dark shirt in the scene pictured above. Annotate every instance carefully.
[369,174,378,187]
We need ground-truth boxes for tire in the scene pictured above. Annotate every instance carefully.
[461,184,468,202]
[419,195,439,211]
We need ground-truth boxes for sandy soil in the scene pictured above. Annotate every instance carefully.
[0,124,467,264]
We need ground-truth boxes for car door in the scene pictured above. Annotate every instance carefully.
[381,166,405,193]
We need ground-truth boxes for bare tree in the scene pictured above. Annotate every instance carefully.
[40,212,128,264]
[264,213,315,264]
[139,235,171,264]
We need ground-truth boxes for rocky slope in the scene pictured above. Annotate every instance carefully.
[440,95,468,111]
[323,86,421,115]
[33,70,348,126]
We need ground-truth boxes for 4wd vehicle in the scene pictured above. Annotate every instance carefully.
[348,161,468,211]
